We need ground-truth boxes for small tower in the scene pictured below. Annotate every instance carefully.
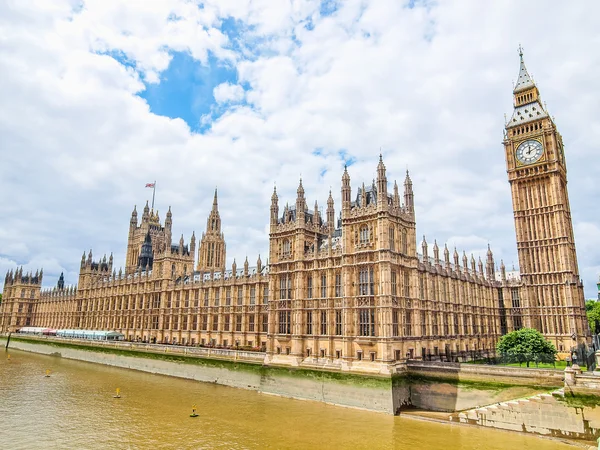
[421,236,428,263]
[326,190,335,235]
[404,170,414,214]
[433,240,440,265]
[341,165,351,214]
[376,154,387,205]
[57,272,65,290]
[444,243,450,270]
[296,178,306,225]
[142,201,150,223]
[486,244,495,280]
[197,189,226,272]
[138,231,154,270]
[393,181,400,208]
[270,186,279,228]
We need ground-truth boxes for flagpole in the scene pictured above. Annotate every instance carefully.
[152,181,156,210]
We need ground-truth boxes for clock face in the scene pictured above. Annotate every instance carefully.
[516,140,543,165]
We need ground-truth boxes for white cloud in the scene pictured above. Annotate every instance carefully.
[0,0,599,299]
[213,82,245,103]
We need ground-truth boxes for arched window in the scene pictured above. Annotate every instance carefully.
[283,239,291,256]
[171,264,176,278]
[359,226,369,244]
[402,229,408,254]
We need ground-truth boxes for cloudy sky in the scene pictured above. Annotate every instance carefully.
[1,0,599,298]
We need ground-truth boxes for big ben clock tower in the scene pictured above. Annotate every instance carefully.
[503,48,589,348]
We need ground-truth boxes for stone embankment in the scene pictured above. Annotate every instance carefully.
[457,389,600,442]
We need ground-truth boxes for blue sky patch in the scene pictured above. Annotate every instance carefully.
[138,51,238,131]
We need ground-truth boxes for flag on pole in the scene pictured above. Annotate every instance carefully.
[145,183,155,188]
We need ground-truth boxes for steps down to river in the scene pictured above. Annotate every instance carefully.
[456,389,600,441]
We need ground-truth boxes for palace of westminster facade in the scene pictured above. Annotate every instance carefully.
[0,53,590,373]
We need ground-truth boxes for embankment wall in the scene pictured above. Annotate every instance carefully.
[2,337,405,414]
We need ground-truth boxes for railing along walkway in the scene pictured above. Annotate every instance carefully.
[7,334,267,364]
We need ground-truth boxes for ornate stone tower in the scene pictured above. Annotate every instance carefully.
[197,189,226,273]
[503,48,589,346]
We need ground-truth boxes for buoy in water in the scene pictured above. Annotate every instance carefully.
[113,388,121,399]
[45,369,51,378]
[190,405,199,418]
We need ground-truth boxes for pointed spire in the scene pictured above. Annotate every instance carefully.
[297,178,305,198]
[421,235,428,261]
[212,188,219,212]
[243,256,249,276]
[500,259,506,281]
[514,45,535,93]
[393,180,400,207]
[404,170,414,213]
[433,240,439,264]
[257,254,262,272]
[271,184,278,202]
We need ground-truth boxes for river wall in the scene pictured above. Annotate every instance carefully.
[2,336,566,416]
[406,361,564,412]
[2,336,407,414]
[457,389,600,441]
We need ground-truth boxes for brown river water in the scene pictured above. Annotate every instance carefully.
[0,349,583,450]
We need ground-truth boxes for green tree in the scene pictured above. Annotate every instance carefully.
[585,300,600,334]
[496,328,557,367]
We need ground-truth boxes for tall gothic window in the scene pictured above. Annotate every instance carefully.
[250,287,256,305]
[263,286,269,304]
[359,308,375,336]
[320,273,327,298]
[389,227,395,251]
[392,310,399,336]
[278,310,291,334]
[307,276,313,298]
[402,229,408,254]
[306,310,313,335]
[226,288,231,305]
[335,310,343,335]
[237,287,243,305]
[283,239,291,257]
[404,310,412,336]
[358,267,374,296]
[391,271,397,296]
[320,310,327,335]
[279,275,292,299]
[360,226,369,244]
[334,273,342,297]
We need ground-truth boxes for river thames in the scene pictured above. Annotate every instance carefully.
[0,350,582,449]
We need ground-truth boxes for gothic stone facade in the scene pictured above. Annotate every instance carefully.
[0,54,590,373]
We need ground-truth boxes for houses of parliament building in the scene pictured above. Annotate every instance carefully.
[0,53,590,374]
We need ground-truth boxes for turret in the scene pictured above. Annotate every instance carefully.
[270,186,279,227]
[87,249,93,265]
[165,206,173,249]
[421,236,428,263]
[376,154,387,204]
[142,200,150,223]
[190,231,196,255]
[470,254,476,273]
[257,254,262,273]
[108,252,113,269]
[179,234,185,254]
[139,231,154,270]
[478,257,484,276]
[453,247,459,268]
[462,251,468,272]
[501,260,507,281]
[296,178,306,224]
[130,205,138,228]
[313,200,319,225]
[404,170,414,214]
[57,272,65,290]
[444,243,450,269]
[243,256,249,276]
[393,180,400,208]
[341,165,351,213]
[433,240,439,265]
[232,259,237,276]
[81,251,86,268]
[326,190,335,235]
[486,244,495,280]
